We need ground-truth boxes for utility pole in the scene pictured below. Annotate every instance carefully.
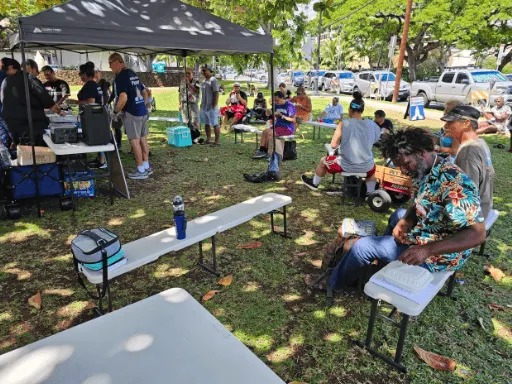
[392,0,413,103]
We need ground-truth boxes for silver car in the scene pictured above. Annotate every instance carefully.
[329,71,355,94]
[354,71,410,101]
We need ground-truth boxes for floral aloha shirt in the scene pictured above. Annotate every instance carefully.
[406,157,484,272]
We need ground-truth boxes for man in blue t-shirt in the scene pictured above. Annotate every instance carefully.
[109,53,150,180]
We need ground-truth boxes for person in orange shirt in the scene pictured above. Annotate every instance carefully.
[290,86,312,124]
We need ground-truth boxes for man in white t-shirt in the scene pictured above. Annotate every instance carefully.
[477,97,511,135]
[318,97,343,124]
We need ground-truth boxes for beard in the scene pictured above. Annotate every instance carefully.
[405,154,430,180]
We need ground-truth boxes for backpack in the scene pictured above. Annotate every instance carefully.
[283,141,297,161]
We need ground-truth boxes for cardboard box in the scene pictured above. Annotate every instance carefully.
[17,146,56,166]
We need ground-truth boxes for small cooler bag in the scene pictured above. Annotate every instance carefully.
[71,228,123,300]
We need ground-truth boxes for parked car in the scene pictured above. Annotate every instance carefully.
[304,70,326,89]
[329,71,355,94]
[506,74,512,81]
[277,73,288,84]
[411,69,512,107]
[319,71,339,91]
[286,70,304,86]
[354,71,410,101]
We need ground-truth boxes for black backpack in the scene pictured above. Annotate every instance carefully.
[283,141,297,161]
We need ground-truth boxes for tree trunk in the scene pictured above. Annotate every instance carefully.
[145,54,157,72]
[406,46,417,81]
[498,48,512,72]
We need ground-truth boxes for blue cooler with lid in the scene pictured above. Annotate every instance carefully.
[166,126,192,147]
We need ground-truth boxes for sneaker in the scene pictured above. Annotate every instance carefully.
[87,160,102,169]
[127,170,148,180]
[252,150,268,159]
[98,162,108,170]
[145,167,154,176]
[325,188,343,196]
[301,174,319,191]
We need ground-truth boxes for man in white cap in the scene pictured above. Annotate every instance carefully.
[199,64,220,146]
[220,82,247,130]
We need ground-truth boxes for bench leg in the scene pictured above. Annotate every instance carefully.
[198,237,220,276]
[438,272,457,299]
[255,133,259,150]
[313,126,316,140]
[241,131,244,144]
[93,282,112,316]
[355,299,408,373]
[270,206,291,238]
[234,130,238,144]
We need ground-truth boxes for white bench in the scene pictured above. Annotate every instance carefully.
[356,263,455,372]
[479,209,499,256]
[302,121,337,140]
[148,116,180,123]
[232,124,263,148]
[78,193,292,312]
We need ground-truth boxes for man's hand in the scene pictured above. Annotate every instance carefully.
[398,245,430,266]
[392,218,411,244]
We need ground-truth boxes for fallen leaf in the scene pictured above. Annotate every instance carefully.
[457,367,472,380]
[414,346,456,371]
[28,292,42,310]
[477,317,486,330]
[488,303,505,311]
[495,350,506,356]
[294,252,308,256]
[217,274,233,287]
[160,137,166,142]
[236,241,263,249]
[484,264,505,282]
[202,290,220,302]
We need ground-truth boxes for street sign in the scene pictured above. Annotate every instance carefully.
[409,97,425,121]
[388,35,397,59]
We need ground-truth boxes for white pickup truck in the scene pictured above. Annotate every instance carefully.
[411,69,512,107]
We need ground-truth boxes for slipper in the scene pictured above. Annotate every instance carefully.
[493,144,505,149]
[201,141,212,145]
[211,142,221,147]
[304,274,327,292]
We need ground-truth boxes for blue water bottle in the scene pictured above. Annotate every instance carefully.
[173,195,187,240]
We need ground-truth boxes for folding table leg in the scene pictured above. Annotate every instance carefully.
[270,206,291,238]
[66,155,76,212]
[394,314,410,365]
[106,151,114,205]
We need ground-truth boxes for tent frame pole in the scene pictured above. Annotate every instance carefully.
[183,51,191,128]
[270,53,275,162]
[20,28,42,218]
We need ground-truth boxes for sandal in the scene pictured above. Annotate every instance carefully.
[211,142,221,147]
[304,274,328,292]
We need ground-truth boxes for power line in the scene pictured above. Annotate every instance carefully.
[323,0,379,30]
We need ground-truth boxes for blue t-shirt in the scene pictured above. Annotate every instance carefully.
[114,68,147,116]
[0,70,6,112]
[275,100,296,131]
[77,80,103,104]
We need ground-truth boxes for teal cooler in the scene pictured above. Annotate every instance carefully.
[167,126,192,147]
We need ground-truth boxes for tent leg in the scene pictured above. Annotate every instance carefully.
[267,53,276,174]
[20,39,42,218]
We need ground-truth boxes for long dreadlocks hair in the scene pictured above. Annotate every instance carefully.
[380,128,434,162]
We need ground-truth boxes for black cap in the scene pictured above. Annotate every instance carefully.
[441,105,480,122]
[201,64,213,72]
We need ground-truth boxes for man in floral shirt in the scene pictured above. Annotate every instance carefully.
[328,128,487,289]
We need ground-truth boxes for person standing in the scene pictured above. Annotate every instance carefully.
[94,68,110,106]
[41,65,71,108]
[0,58,13,152]
[72,62,103,105]
[109,53,150,180]
[24,59,43,87]
[1,58,63,146]
[441,105,495,219]
[199,64,220,146]
[179,68,200,135]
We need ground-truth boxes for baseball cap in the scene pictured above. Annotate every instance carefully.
[332,97,339,102]
[441,105,480,122]
[201,64,213,72]
[233,82,241,87]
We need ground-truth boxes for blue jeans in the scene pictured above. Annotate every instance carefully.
[328,208,409,289]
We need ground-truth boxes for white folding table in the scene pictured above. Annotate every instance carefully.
[0,288,285,384]
[301,121,337,140]
[148,116,180,123]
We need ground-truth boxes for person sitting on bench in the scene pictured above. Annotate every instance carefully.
[290,86,312,124]
[442,105,495,220]
[301,91,380,193]
[318,97,344,124]
[252,91,296,159]
[311,128,487,291]
[374,110,394,135]
[248,92,267,122]
[220,82,247,130]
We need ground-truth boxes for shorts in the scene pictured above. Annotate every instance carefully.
[323,156,377,177]
[181,102,199,125]
[123,112,149,140]
[275,126,294,136]
[321,118,335,124]
[200,107,219,126]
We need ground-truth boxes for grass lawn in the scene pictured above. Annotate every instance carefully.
[1,83,510,384]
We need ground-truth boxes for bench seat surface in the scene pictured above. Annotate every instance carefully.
[81,193,292,284]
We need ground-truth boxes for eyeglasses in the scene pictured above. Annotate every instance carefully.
[108,59,118,66]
